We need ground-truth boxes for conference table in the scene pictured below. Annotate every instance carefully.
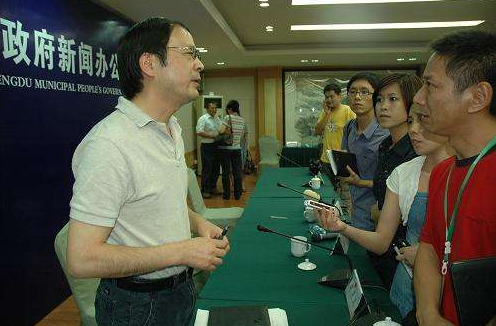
[250,167,334,199]
[192,167,400,325]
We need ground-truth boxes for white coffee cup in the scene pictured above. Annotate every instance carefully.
[303,207,316,222]
[309,177,321,190]
[291,236,311,257]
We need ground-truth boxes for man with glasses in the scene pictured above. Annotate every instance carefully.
[67,17,229,325]
[340,72,389,231]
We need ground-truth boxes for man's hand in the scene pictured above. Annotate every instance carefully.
[314,207,347,232]
[196,218,221,238]
[322,101,332,114]
[342,165,364,187]
[179,237,229,271]
[196,218,231,251]
[396,244,419,267]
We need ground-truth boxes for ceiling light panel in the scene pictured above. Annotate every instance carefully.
[292,0,441,4]
[291,20,484,31]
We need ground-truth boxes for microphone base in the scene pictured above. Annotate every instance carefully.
[350,312,385,326]
[318,268,352,289]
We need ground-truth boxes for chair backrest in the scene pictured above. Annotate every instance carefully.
[186,168,207,216]
[54,223,99,326]
[258,135,281,164]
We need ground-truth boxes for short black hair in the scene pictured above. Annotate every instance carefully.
[117,17,190,99]
[347,72,380,93]
[430,30,496,116]
[226,100,240,114]
[373,73,422,115]
[323,82,342,95]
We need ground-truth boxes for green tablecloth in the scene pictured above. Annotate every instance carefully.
[251,167,335,199]
[201,198,387,303]
[195,169,400,325]
[279,146,320,167]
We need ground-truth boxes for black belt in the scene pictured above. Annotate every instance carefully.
[108,268,193,293]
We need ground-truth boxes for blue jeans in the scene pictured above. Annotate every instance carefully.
[390,263,414,318]
[95,278,196,326]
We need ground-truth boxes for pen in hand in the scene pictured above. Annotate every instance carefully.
[215,225,229,240]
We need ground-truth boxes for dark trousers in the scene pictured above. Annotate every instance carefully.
[367,224,407,290]
[220,149,242,199]
[95,278,196,326]
[367,249,398,290]
[320,161,339,189]
[200,142,220,193]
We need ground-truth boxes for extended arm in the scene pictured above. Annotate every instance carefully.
[316,188,400,255]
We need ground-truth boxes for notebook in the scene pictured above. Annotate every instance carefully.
[326,150,359,177]
[450,256,496,326]
[207,305,271,326]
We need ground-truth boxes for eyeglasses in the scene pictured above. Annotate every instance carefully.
[167,46,201,61]
[348,89,373,97]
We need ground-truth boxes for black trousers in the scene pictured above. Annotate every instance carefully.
[320,161,339,189]
[367,224,407,290]
[220,148,242,199]
[200,143,220,193]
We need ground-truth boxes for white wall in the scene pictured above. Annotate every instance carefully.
[203,76,256,148]
[174,102,196,153]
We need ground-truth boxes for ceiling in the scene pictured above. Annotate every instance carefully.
[94,0,496,70]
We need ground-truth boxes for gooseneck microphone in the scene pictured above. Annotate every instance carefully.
[257,224,354,289]
[277,153,303,167]
[311,232,339,242]
[256,225,333,252]
[276,182,333,206]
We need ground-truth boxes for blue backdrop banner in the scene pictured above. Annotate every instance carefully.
[0,0,131,324]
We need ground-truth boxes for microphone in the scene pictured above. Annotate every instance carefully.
[277,153,303,167]
[257,224,354,289]
[311,232,339,242]
[276,182,332,206]
[256,225,334,252]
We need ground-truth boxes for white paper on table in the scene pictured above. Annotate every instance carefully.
[193,308,288,326]
[268,308,289,326]
[194,309,209,326]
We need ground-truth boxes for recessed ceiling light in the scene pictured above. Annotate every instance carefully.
[260,2,270,7]
[216,62,225,65]
[409,57,417,61]
[311,59,319,63]
[397,58,405,61]
[266,25,274,32]
[301,59,309,63]
[291,20,484,31]
[259,0,269,2]
[292,0,441,4]
[197,47,208,53]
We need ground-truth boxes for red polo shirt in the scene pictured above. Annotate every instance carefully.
[420,150,496,325]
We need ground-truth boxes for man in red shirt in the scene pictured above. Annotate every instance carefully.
[413,30,496,325]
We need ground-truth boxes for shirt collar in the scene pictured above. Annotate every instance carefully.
[116,96,154,128]
[379,133,413,156]
[361,118,380,139]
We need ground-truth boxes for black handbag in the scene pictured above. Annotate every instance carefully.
[215,115,233,146]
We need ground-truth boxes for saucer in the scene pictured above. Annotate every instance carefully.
[298,259,317,271]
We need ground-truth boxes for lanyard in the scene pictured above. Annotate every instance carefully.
[441,137,496,275]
